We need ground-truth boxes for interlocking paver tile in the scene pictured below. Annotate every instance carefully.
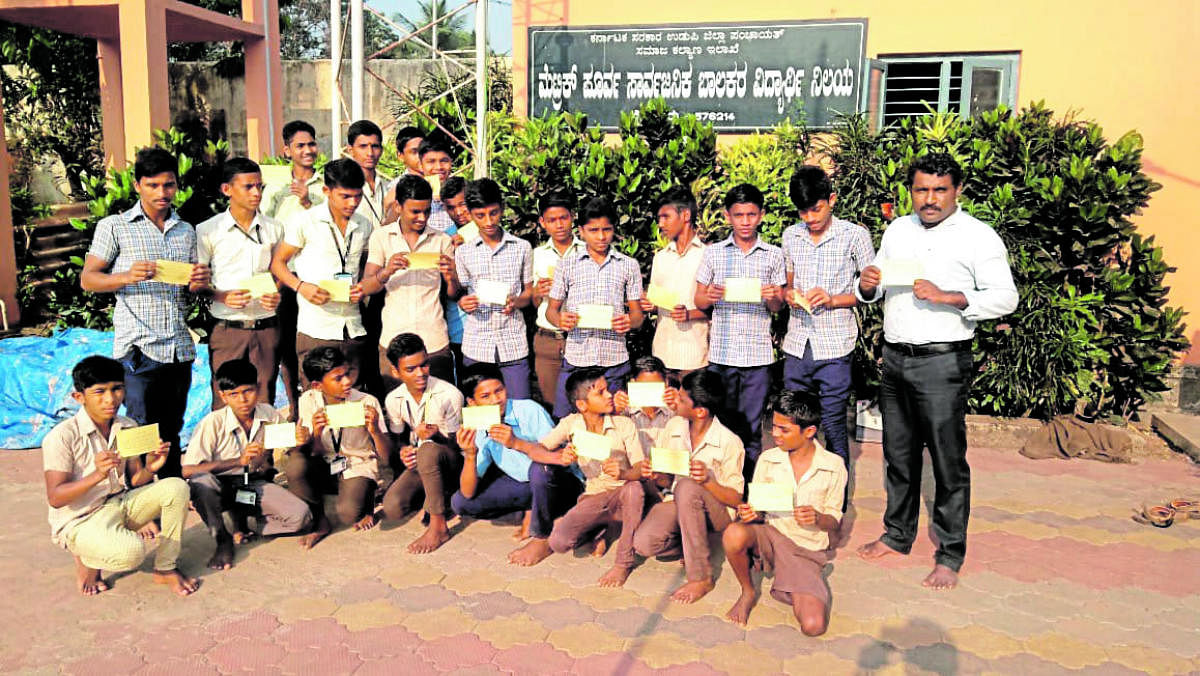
[490,641,576,674]
[525,598,598,626]
[545,622,626,657]
[355,655,439,676]
[342,624,424,659]
[64,650,147,675]
[134,655,221,676]
[389,582,460,611]
[700,641,782,675]
[332,577,396,604]
[473,613,549,649]
[415,633,498,671]
[273,595,340,624]
[401,605,477,640]
[623,632,704,669]
[459,590,530,620]
[203,636,289,672]
[334,599,406,631]
[278,643,363,675]
[270,616,351,651]
[663,613,747,646]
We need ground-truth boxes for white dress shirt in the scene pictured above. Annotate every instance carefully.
[858,207,1018,344]
[197,210,283,321]
[284,205,373,340]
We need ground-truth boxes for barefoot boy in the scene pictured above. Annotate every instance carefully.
[286,347,391,546]
[535,367,647,586]
[43,356,198,596]
[183,359,313,570]
[382,333,465,553]
[722,391,847,635]
[450,363,583,565]
[632,369,744,604]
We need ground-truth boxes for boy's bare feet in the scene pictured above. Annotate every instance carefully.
[597,565,631,588]
[300,515,331,550]
[512,511,530,541]
[207,536,235,570]
[725,590,758,625]
[671,579,714,604]
[74,557,108,596]
[922,564,958,590]
[857,539,901,560]
[408,523,451,554]
[508,538,553,566]
[153,569,199,597]
[353,512,379,531]
[137,521,160,540]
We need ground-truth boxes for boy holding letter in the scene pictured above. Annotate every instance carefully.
[531,190,583,405]
[641,186,709,373]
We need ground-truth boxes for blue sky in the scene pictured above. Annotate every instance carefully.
[370,0,513,54]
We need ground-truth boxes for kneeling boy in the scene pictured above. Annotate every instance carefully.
[723,391,847,635]
[451,363,583,565]
[183,359,313,569]
[539,367,648,586]
[43,356,197,596]
[382,333,465,553]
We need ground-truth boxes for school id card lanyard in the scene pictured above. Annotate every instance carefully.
[327,224,356,285]
[232,426,259,507]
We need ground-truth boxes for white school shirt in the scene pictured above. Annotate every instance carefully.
[857,207,1018,344]
[197,210,283,321]
[648,236,709,370]
[383,375,464,446]
[284,205,373,340]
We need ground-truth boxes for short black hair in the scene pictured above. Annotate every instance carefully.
[907,152,963,187]
[393,174,433,204]
[771,390,821,429]
[302,346,347,383]
[464,178,503,210]
[653,186,697,224]
[459,362,505,400]
[680,369,725,419]
[395,125,423,150]
[282,119,316,144]
[788,165,834,211]
[72,355,124,392]
[134,147,178,181]
[565,366,606,409]
[724,183,764,210]
[539,189,576,216]
[631,355,667,381]
[580,196,617,225]
[346,119,383,146]
[386,333,427,367]
[323,158,366,190]
[441,175,467,201]
[418,137,452,159]
[221,157,261,185]
[215,359,258,391]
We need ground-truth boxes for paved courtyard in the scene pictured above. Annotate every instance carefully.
[1,439,1198,675]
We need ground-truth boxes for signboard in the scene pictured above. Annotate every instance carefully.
[529,19,867,131]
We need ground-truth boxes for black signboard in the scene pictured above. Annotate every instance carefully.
[528,19,867,131]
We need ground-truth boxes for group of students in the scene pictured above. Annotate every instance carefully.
[44,117,1018,635]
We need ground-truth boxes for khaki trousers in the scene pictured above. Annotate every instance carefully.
[64,477,190,572]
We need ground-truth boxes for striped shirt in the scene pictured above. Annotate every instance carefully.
[695,236,786,367]
[549,247,644,367]
[87,203,197,363]
[428,200,454,234]
[781,218,875,360]
[454,231,534,363]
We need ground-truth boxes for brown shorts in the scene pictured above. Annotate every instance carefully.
[749,523,830,607]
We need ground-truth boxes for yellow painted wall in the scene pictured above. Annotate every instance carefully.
[513,0,1200,360]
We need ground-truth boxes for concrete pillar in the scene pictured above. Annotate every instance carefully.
[0,91,20,328]
[117,0,170,160]
[97,37,126,168]
[243,0,283,161]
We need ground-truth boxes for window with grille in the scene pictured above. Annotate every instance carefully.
[862,53,1019,129]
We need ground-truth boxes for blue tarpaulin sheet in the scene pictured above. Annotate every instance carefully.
[0,329,283,450]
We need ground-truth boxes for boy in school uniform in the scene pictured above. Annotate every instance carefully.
[284,347,392,547]
[438,176,471,375]
[381,333,465,553]
[197,158,284,409]
[262,120,324,418]
[418,138,457,235]
[723,391,847,635]
[613,355,678,454]
[531,190,583,406]
[633,369,745,604]
[454,179,536,399]
[270,158,374,389]
[694,183,786,481]
[361,175,459,390]
[781,166,875,467]
[537,367,648,586]
[546,197,644,419]
[43,356,197,597]
[81,147,211,478]
[640,187,709,374]
[183,360,312,570]
[451,363,584,565]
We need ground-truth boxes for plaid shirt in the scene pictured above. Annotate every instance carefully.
[549,248,643,367]
[427,199,454,234]
[87,203,197,363]
[696,236,786,367]
[454,231,534,363]
[782,218,876,360]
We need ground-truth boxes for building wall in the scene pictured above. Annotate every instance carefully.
[513,0,1200,360]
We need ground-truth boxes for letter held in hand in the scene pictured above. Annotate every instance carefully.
[748,482,794,512]
[650,447,691,475]
[879,259,926,287]
[476,279,510,305]
[263,422,298,449]
[457,222,480,242]
[723,277,762,303]
[318,278,351,302]
[325,402,366,429]
[576,304,614,329]
[117,423,161,457]
[646,284,679,310]
[571,430,612,460]
[461,405,501,429]
[628,382,666,408]
[240,272,277,298]
[153,260,195,285]
[406,252,440,270]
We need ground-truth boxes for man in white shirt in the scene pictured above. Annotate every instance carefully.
[855,153,1018,591]
[197,158,284,409]
[270,159,374,388]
